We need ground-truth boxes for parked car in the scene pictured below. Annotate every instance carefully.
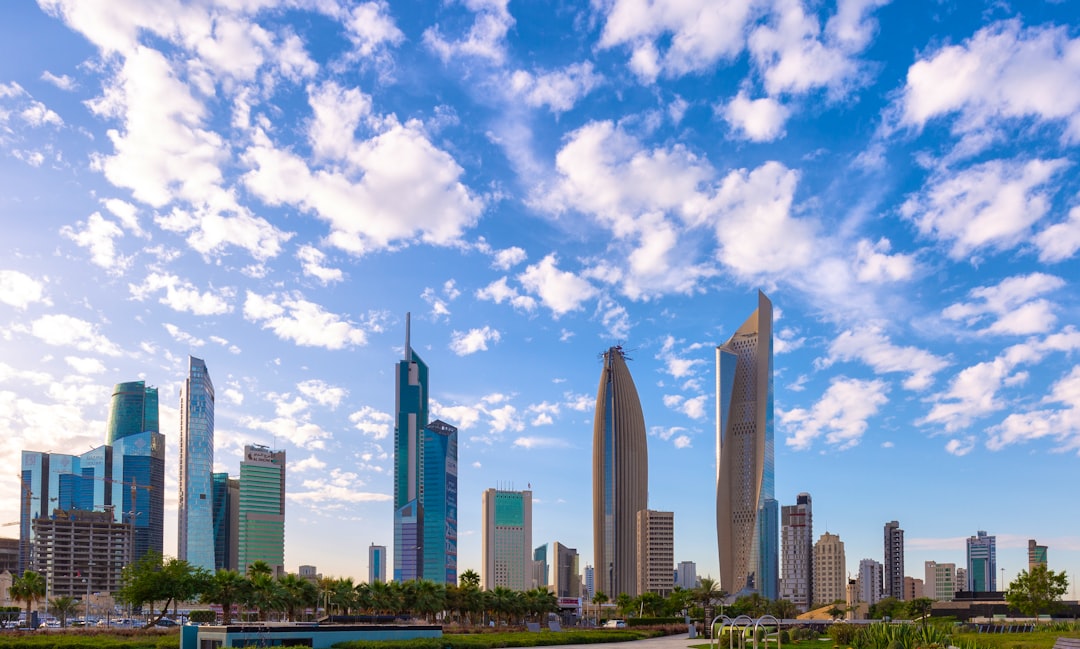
[603,619,627,628]
[155,618,179,627]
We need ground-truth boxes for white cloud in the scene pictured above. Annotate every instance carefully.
[29,314,122,356]
[655,335,704,379]
[349,406,393,440]
[41,70,76,90]
[154,205,292,261]
[510,62,602,114]
[297,245,344,284]
[942,273,1065,336]
[853,238,915,283]
[241,414,332,450]
[163,322,205,347]
[341,1,405,58]
[988,365,1080,453]
[513,436,572,449]
[1034,205,1080,263]
[518,254,597,316]
[0,270,46,309]
[595,296,630,340]
[60,212,130,272]
[823,323,949,390]
[243,290,367,350]
[450,326,501,355]
[898,20,1080,142]
[102,198,146,237]
[243,99,483,256]
[781,376,889,450]
[64,356,107,374]
[291,455,328,473]
[944,436,976,456]
[475,276,537,312]
[297,379,348,409]
[774,327,805,354]
[900,157,1069,260]
[423,0,514,65]
[492,246,526,270]
[290,468,390,503]
[721,92,789,142]
[129,272,234,315]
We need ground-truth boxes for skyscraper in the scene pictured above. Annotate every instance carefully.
[394,315,428,582]
[533,544,549,588]
[1028,539,1048,571]
[675,561,697,590]
[421,420,457,583]
[592,345,648,599]
[716,291,775,596]
[635,509,674,597]
[111,430,164,563]
[857,558,883,605]
[369,544,387,583]
[884,520,905,600]
[966,530,996,592]
[238,445,286,575]
[481,488,532,591]
[212,472,239,572]
[552,541,581,598]
[105,381,159,445]
[179,355,215,572]
[813,532,845,607]
[780,492,813,611]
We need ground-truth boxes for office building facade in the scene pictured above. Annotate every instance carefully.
[420,420,457,584]
[111,430,164,563]
[179,355,215,571]
[966,530,996,592]
[1028,539,1047,571]
[592,345,648,599]
[813,532,845,606]
[481,488,532,591]
[716,291,775,597]
[924,561,957,601]
[635,510,674,597]
[857,559,882,605]
[105,381,159,445]
[238,445,286,575]
[552,541,581,599]
[213,472,239,572]
[780,492,813,611]
[533,544,548,588]
[884,520,905,600]
[584,564,595,600]
[676,560,697,590]
[369,544,387,583]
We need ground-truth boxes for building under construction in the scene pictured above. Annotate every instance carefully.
[32,509,132,598]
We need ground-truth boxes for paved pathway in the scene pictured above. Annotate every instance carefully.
[556,633,705,649]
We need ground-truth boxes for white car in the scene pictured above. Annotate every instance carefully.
[603,619,627,628]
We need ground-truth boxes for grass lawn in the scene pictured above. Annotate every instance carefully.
[691,629,1080,649]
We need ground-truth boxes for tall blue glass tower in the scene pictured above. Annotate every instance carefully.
[394,314,428,582]
[111,431,165,563]
[421,420,457,584]
[105,381,159,445]
[716,291,775,597]
[179,355,215,571]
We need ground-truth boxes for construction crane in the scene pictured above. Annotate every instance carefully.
[67,473,154,525]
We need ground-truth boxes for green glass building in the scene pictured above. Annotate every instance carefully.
[238,445,285,574]
[106,381,159,445]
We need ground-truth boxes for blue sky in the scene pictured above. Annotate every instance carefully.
[2,0,1079,596]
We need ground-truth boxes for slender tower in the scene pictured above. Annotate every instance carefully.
[178,355,215,571]
[592,345,648,599]
[394,314,428,582]
[716,290,775,596]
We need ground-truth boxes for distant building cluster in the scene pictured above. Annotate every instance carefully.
[13,355,287,603]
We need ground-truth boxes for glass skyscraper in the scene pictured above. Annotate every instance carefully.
[716,290,775,597]
[420,420,457,584]
[213,472,239,572]
[179,355,215,571]
[105,381,159,445]
[111,430,165,562]
[237,445,286,575]
[394,315,428,582]
[592,345,648,599]
[966,530,996,592]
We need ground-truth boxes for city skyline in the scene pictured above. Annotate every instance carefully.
[1,0,1080,593]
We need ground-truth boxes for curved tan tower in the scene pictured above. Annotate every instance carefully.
[592,346,648,599]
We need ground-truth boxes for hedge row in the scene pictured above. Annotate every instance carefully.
[334,629,653,649]
[0,631,179,649]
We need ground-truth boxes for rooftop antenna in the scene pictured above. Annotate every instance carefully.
[405,312,412,362]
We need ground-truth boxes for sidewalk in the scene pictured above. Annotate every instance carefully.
[558,633,703,649]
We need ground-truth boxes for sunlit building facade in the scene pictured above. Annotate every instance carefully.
[238,445,286,575]
[213,472,239,572]
[966,530,996,592]
[111,430,165,563]
[592,345,648,599]
[716,291,775,597]
[105,381,159,445]
[1028,539,1047,571]
[813,532,845,606]
[481,488,532,591]
[635,509,674,597]
[179,355,215,572]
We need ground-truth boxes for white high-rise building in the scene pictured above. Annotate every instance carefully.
[676,561,697,590]
[857,559,883,604]
[924,561,957,601]
[481,488,532,591]
[780,492,812,611]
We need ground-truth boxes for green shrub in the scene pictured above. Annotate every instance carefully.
[828,623,857,647]
[779,630,790,644]
[187,611,216,624]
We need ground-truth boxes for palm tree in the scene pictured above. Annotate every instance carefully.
[592,591,609,624]
[411,580,445,622]
[247,572,282,621]
[459,569,481,589]
[277,573,317,621]
[614,592,633,617]
[10,571,46,624]
[48,596,78,628]
[203,570,248,624]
